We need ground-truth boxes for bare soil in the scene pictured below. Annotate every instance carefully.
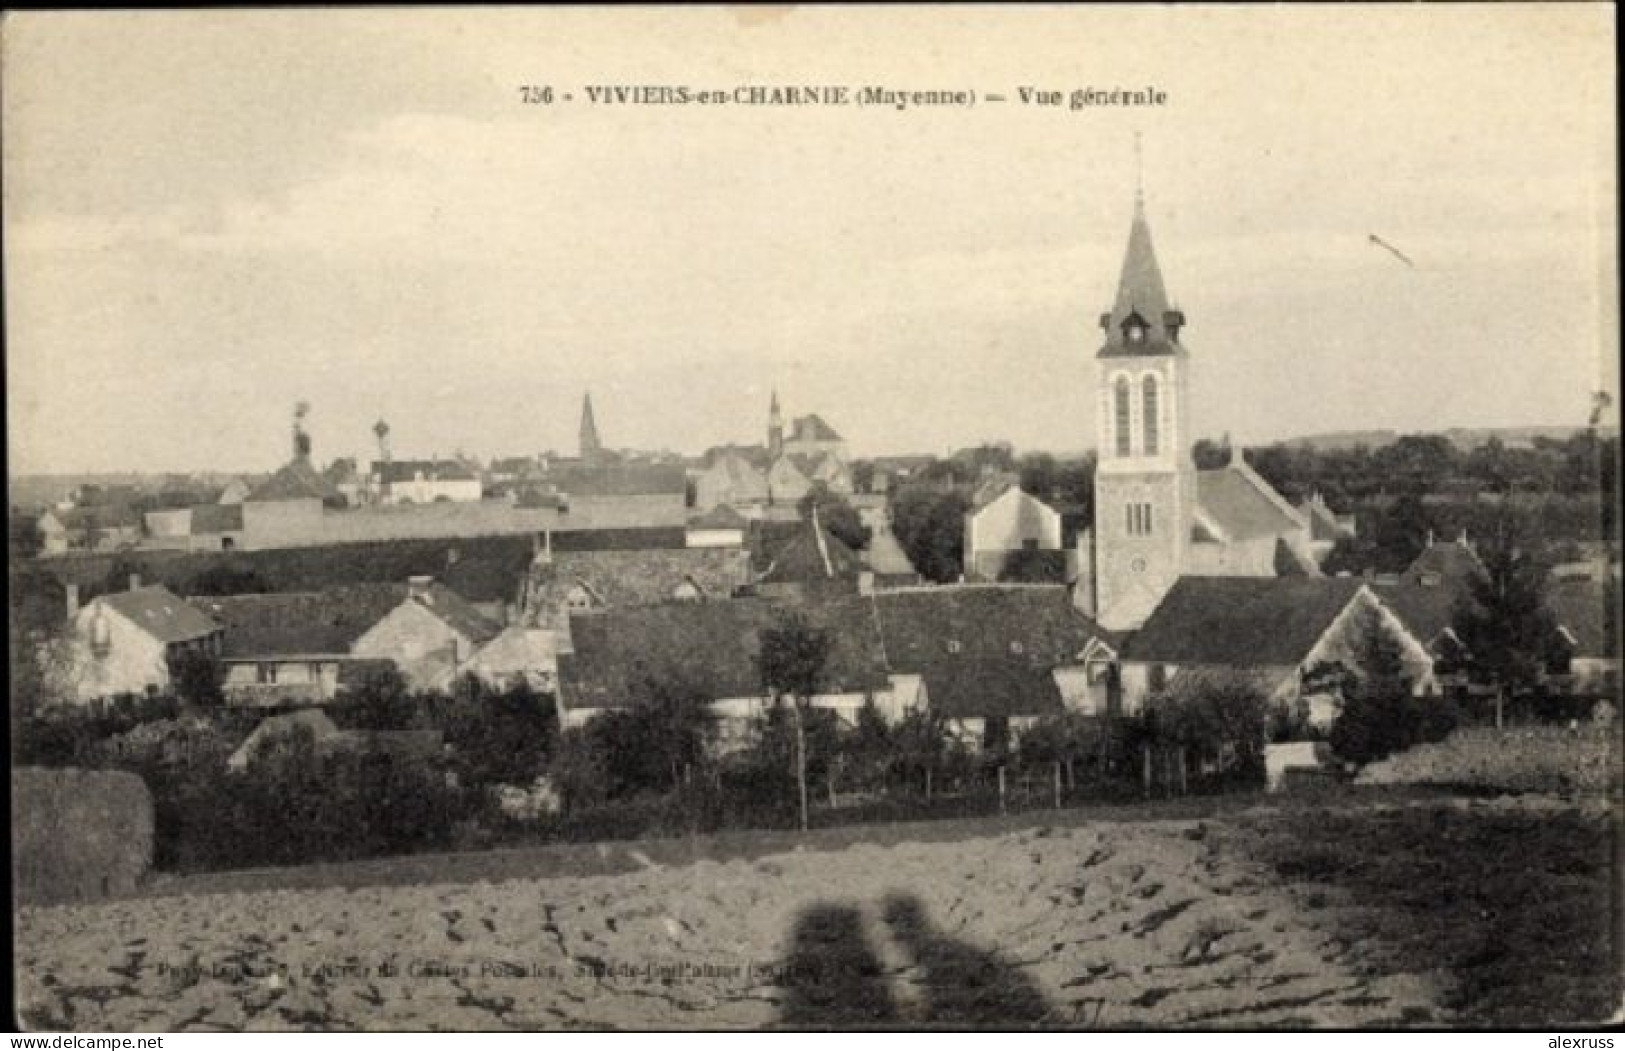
[14,792,1616,1030]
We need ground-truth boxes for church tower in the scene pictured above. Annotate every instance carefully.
[1092,191,1195,631]
[768,389,784,459]
[579,391,603,463]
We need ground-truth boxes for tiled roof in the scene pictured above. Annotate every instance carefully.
[248,458,343,503]
[463,626,558,677]
[759,513,863,584]
[196,585,409,658]
[873,585,1111,672]
[529,548,751,616]
[1196,464,1305,541]
[49,505,143,531]
[790,414,842,442]
[1121,576,1367,666]
[1400,540,1486,588]
[1549,578,1621,659]
[101,586,221,645]
[408,583,504,646]
[923,661,1065,720]
[1371,581,1462,647]
[538,464,687,497]
[189,503,243,534]
[863,527,920,579]
[702,444,772,470]
[559,595,890,709]
[375,459,479,484]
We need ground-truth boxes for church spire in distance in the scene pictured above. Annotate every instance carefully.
[579,391,603,462]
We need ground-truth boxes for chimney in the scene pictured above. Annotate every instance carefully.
[65,583,80,621]
[129,573,142,591]
[408,574,433,601]
[1426,529,1435,547]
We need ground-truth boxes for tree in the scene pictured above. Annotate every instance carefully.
[166,647,224,709]
[838,698,895,792]
[891,485,971,583]
[1147,669,1271,785]
[185,563,274,596]
[798,484,871,551]
[333,664,420,731]
[758,611,832,831]
[587,674,714,798]
[432,674,559,788]
[1453,509,1564,727]
[1328,605,1424,765]
[891,707,951,795]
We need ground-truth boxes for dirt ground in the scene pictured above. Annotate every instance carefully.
[14,794,1616,1030]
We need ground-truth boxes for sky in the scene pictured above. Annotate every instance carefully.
[3,6,1617,475]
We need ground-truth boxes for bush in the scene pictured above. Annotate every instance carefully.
[1145,669,1271,786]
[425,675,558,789]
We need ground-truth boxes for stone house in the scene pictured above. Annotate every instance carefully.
[351,576,504,691]
[59,582,224,703]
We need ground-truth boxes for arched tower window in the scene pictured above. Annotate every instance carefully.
[1142,376,1160,456]
[1113,377,1132,457]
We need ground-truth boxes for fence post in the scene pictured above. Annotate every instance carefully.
[1053,761,1062,809]
[1142,745,1152,798]
[1178,747,1188,796]
[998,765,1007,815]
[925,767,932,802]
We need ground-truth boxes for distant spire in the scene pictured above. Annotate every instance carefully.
[579,392,603,462]
[768,388,784,459]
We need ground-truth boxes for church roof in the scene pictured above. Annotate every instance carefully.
[790,414,843,442]
[1196,463,1307,541]
[1099,197,1181,359]
[759,512,863,584]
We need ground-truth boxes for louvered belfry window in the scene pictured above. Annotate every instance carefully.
[1143,376,1160,456]
[1114,377,1132,456]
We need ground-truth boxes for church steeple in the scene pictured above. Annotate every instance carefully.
[1099,194,1184,355]
[579,391,603,463]
[768,389,784,459]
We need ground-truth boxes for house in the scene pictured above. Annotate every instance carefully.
[458,625,559,694]
[867,455,937,494]
[872,585,1119,744]
[1548,578,1622,696]
[195,585,409,708]
[59,582,224,703]
[693,448,770,513]
[350,576,504,691]
[522,542,753,636]
[217,477,253,505]
[781,414,848,461]
[686,504,749,549]
[963,483,1065,582]
[322,458,367,505]
[756,510,866,598]
[1118,576,1436,726]
[556,595,913,749]
[862,522,922,587]
[371,459,484,505]
[37,505,143,555]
